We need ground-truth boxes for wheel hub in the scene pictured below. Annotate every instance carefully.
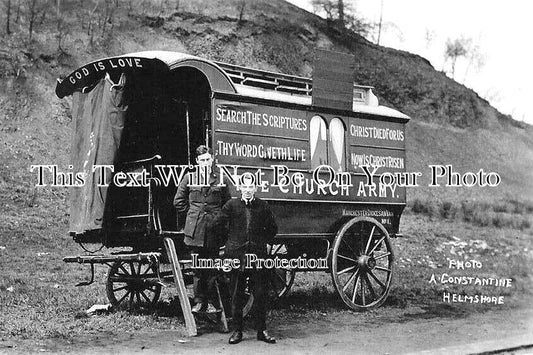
[357,255,376,270]
[128,279,146,291]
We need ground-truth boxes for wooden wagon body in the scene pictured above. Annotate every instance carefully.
[58,49,409,315]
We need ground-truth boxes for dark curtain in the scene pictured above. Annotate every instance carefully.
[69,74,128,234]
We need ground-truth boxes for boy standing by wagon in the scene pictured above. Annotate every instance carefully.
[213,173,278,344]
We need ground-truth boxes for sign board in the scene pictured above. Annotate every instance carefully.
[212,98,406,204]
[55,56,169,98]
[312,49,355,111]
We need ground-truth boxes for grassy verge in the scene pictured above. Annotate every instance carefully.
[273,213,532,315]
[409,198,533,230]
[1,209,532,342]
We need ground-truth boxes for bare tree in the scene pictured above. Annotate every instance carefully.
[237,0,246,25]
[4,0,12,34]
[424,28,436,49]
[55,0,69,53]
[462,41,485,84]
[376,0,383,45]
[26,0,39,40]
[87,1,100,47]
[337,0,344,28]
[100,0,118,39]
[38,3,47,24]
[311,0,339,22]
[311,0,374,37]
[25,0,48,41]
[15,0,21,24]
[442,36,485,83]
[443,37,470,79]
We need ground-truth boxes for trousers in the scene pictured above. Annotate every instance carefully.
[230,267,270,331]
[189,247,218,305]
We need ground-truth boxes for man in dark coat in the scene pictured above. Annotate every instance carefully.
[174,145,231,312]
[214,173,278,344]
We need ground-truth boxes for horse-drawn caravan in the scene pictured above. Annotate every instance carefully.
[58,49,409,333]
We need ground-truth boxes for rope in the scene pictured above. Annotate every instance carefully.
[77,241,104,254]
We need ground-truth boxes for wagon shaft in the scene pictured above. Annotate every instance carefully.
[63,252,162,264]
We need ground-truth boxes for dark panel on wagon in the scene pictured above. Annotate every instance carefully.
[312,49,355,111]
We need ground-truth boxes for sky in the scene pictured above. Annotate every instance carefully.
[286,0,533,125]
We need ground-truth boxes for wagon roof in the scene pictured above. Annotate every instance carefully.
[56,50,409,120]
[136,51,409,121]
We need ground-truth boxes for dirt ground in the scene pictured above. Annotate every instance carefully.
[2,304,532,354]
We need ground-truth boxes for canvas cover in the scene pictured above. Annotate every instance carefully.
[69,74,127,234]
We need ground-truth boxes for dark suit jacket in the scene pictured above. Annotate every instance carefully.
[214,197,277,257]
[173,172,231,248]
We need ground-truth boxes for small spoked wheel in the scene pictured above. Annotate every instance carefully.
[269,244,296,298]
[271,268,296,298]
[106,260,162,309]
[331,217,394,310]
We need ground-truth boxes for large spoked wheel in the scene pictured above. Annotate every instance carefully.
[106,260,162,309]
[331,217,394,310]
[269,244,296,298]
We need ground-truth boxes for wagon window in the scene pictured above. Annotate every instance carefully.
[310,116,328,168]
[329,118,346,172]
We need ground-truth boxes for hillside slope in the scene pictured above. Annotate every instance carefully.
[1,0,532,225]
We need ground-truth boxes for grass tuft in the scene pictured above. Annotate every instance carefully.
[409,198,533,230]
